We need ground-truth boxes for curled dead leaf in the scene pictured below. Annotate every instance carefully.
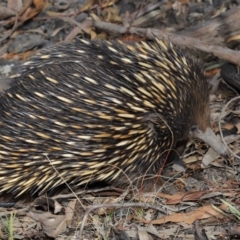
[28,210,66,238]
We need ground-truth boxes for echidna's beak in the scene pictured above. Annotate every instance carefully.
[194,127,229,158]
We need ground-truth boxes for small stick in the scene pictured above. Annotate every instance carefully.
[93,21,240,66]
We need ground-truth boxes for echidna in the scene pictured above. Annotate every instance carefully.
[0,38,228,196]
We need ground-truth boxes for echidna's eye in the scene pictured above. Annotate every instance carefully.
[190,125,198,132]
[189,125,200,137]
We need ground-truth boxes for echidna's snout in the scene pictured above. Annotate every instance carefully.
[189,126,229,158]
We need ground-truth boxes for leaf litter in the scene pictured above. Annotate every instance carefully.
[0,0,240,239]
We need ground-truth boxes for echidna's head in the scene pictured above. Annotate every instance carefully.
[145,39,228,157]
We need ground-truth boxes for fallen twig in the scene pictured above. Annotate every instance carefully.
[0,12,19,44]
[93,21,240,66]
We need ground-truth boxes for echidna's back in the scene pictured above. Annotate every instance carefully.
[0,39,209,195]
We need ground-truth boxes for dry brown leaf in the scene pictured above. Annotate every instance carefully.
[201,146,219,168]
[95,32,108,40]
[17,0,31,17]
[132,10,161,27]
[90,30,97,39]
[1,50,33,60]
[204,68,220,77]
[33,0,46,10]
[20,0,46,21]
[20,50,34,59]
[101,0,119,8]
[227,34,240,43]
[90,12,101,21]
[140,191,209,205]
[51,26,66,37]
[65,20,92,41]
[19,6,31,19]
[183,155,198,164]
[0,6,15,20]
[160,191,208,204]
[28,210,66,238]
[46,11,66,17]
[79,0,95,12]
[102,7,122,22]
[65,26,83,41]
[211,4,227,19]
[140,203,228,225]
[79,0,118,12]
[119,35,145,42]
[200,192,222,200]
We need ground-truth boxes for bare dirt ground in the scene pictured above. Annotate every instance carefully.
[0,0,240,239]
